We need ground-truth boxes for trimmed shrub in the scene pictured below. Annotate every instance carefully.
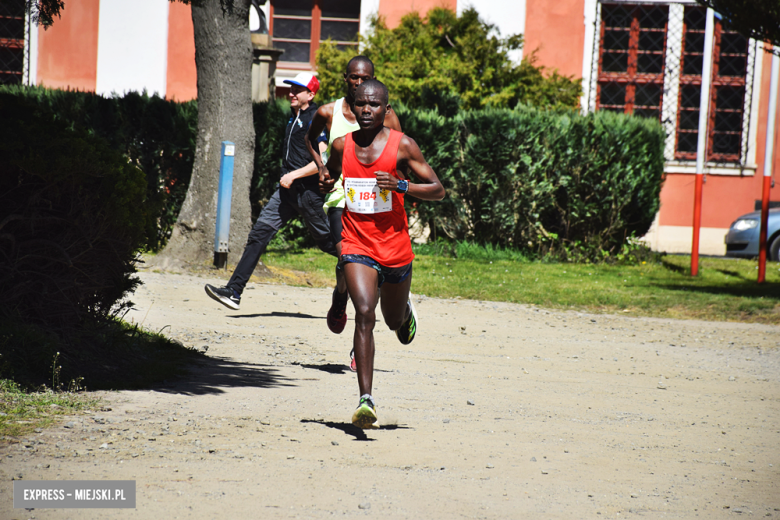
[396,105,665,260]
[0,86,304,250]
[0,85,197,251]
[0,87,664,261]
[0,93,154,328]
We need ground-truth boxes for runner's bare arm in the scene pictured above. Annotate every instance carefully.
[375,135,444,201]
[320,136,345,194]
[306,103,334,176]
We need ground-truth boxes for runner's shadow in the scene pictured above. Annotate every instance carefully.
[301,419,411,441]
[152,356,295,396]
[228,312,324,320]
[300,363,350,374]
[298,362,393,374]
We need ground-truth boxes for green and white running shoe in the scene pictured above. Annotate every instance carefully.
[351,394,379,430]
[395,297,418,345]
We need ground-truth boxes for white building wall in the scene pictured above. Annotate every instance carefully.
[24,11,38,86]
[457,0,526,63]
[96,0,169,97]
[360,0,381,40]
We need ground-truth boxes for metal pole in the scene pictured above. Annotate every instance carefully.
[691,8,715,277]
[214,141,235,269]
[758,51,779,283]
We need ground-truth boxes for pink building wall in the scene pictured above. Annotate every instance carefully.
[166,2,197,102]
[523,0,585,77]
[37,0,100,92]
[378,0,457,28]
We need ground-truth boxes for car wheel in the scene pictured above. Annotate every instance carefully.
[770,234,780,262]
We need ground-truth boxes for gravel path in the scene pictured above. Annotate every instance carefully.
[2,270,779,519]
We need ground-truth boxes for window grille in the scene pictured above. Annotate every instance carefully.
[270,0,360,67]
[0,0,28,85]
[586,1,757,168]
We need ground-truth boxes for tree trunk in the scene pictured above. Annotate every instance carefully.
[159,0,254,266]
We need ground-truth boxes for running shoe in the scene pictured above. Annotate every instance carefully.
[349,349,357,372]
[351,394,379,429]
[205,284,240,310]
[395,298,418,345]
[326,288,348,334]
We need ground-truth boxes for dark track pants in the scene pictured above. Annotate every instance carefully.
[227,185,336,294]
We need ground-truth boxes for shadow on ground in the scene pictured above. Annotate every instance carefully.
[151,356,295,396]
[299,363,351,374]
[301,419,411,441]
[296,362,394,375]
[228,312,324,320]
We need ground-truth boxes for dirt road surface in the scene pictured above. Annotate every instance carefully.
[2,270,779,519]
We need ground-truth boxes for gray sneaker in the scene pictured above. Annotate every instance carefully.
[205,284,240,310]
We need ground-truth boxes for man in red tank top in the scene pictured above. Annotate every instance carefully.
[321,80,445,429]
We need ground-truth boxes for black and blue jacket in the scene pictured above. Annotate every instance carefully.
[281,102,326,188]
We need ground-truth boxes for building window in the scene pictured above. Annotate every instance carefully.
[675,5,748,163]
[594,3,754,165]
[270,0,360,67]
[0,0,26,85]
[597,4,668,121]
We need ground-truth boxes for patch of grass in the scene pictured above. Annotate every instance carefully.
[262,247,780,324]
[0,379,100,438]
[263,250,340,288]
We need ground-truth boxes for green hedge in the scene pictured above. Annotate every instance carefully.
[396,105,666,260]
[0,85,197,251]
[0,93,205,389]
[0,87,665,260]
[0,86,301,250]
[0,93,154,328]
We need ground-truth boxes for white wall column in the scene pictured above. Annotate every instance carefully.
[24,9,39,86]
[96,0,169,97]
[457,0,526,63]
[360,0,380,44]
[581,0,599,112]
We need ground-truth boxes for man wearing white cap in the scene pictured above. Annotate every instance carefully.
[205,72,335,310]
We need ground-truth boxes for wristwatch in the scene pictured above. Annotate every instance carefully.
[396,179,409,193]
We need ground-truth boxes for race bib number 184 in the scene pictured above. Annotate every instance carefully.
[344,177,392,214]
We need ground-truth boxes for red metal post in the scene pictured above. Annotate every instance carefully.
[691,173,703,276]
[758,51,779,283]
[758,176,772,282]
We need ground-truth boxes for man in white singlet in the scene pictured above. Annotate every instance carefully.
[305,57,402,367]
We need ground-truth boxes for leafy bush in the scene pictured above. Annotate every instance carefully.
[0,94,200,389]
[0,86,312,250]
[0,85,197,251]
[316,7,581,110]
[396,105,666,261]
[0,93,154,328]
[0,87,663,262]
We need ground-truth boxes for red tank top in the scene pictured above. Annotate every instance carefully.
[340,129,414,267]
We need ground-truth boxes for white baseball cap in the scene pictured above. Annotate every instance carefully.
[283,72,320,95]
